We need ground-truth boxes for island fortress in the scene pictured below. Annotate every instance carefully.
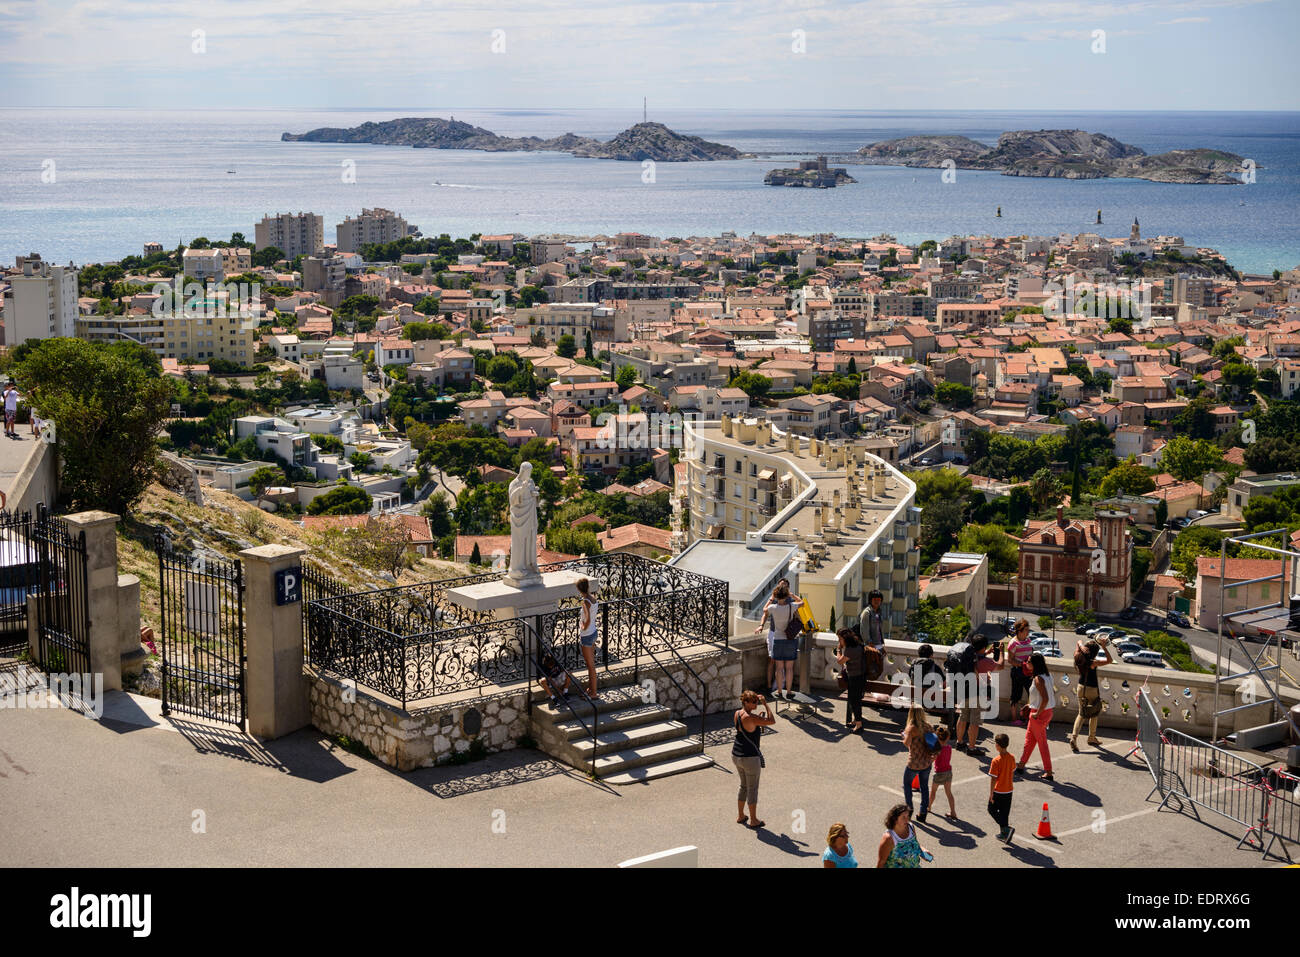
[680,414,920,637]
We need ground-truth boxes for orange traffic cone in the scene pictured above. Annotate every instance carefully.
[1035,802,1054,840]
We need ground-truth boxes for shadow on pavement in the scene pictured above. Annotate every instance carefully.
[753,828,817,858]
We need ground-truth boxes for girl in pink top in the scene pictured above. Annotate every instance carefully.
[928,726,957,821]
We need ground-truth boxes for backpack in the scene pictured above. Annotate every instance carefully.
[946,641,977,676]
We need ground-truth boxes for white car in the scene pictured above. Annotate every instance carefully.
[1122,650,1166,668]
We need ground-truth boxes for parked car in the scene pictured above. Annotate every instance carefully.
[1112,640,1145,657]
[1171,517,1190,529]
[1086,625,1119,637]
[1122,650,1167,668]
[1002,616,1019,634]
[1075,623,1094,635]
[1166,612,1191,629]
[1029,631,1051,642]
[1120,604,1140,620]
[1187,509,1210,520]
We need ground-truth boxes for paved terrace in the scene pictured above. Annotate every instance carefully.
[0,683,1287,868]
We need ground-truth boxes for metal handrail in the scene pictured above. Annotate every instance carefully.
[518,616,600,776]
[611,597,709,754]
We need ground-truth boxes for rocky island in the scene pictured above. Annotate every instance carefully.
[857,129,1246,184]
[281,118,744,162]
[764,155,856,187]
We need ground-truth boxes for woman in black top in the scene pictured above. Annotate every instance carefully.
[836,627,867,733]
[732,690,776,828]
[1070,636,1112,751]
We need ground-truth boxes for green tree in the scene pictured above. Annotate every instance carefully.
[1161,436,1225,483]
[615,364,638,391]
[955,523,1019,580]
[248,465,286,502]
[252,245,284,268]
[470,542,482,565]
[1099,458,1156,497]
[556,334,577,359]
[546,525,602,556]
[420,491,456,537]
[1220,362,1257,398]
[1154,498,1168,528]
[584,330,594,359]
[1027,468,1065,514]
[731,371,773,401]
[934,381,974,409]
[414,294,442,316]
[306,485,372,516]
[906,596,972,646]
[16,339,173,515]
[1169,526,1226,578]
[486,354,520,384]
[1171,396,1217,441]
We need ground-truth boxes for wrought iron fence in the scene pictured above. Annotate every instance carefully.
[156,538,245,726]
[303,552,729,709]
[0,508,39,658]
[32,508,90,677]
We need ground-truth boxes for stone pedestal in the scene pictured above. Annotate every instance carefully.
[117,574,144,677]
[63,511,122,691]
[445,569,587,622]
[240,544,309,740]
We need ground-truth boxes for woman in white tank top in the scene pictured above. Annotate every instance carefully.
[576,578,600,698]
[1017,652,1056,781]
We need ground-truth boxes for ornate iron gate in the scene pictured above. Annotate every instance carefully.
[156,535,246,726]
[0,505,90,673]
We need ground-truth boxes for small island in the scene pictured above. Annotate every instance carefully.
[764,155,856,188]
[281,118,744,162]
[856,129,1246,184]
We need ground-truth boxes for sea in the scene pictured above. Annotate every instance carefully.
[1,108,1297,274]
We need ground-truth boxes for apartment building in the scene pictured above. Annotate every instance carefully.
[335,208,416,254]
[546,380,621,410]
[682,415,920,631]
[301,255,347,307]
[255,212,324,260]
[3,257,79,345]
[182,248,226,280]
[515,302,625,344]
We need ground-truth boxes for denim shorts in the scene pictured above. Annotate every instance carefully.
[580,631,597,648]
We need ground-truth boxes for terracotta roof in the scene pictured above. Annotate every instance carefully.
[1195,556,1287,582]
[596,523,672,553]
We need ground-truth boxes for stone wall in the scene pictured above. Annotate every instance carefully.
[733,632,1285,738]
[308,668,530,771]
[638,648,744,716]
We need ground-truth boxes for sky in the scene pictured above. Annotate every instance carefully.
[0,0,1297,111]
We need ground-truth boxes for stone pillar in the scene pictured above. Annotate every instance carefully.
[117,574,144,678]
[62,511,123,692]
[240,544,310,740]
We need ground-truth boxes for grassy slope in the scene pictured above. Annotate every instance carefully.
[120,483,474,635]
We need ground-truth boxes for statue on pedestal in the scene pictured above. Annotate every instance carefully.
[505,461,542,587]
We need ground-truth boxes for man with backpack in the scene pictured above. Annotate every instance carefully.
[947,633,1003,753]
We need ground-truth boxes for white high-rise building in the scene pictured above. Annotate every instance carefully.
[2,256,80,345]
[254,212,324,260]
[335,208,416,254]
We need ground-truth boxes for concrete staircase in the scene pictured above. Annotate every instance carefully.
[531,679,714,785]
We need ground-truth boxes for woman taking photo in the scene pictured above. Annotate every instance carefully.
[731,690,776,829]
[876,804,931,868]
[1070,636,1112,751]
[836,627,867,732]
[1016,652,1057,781]
[755,581,803,700]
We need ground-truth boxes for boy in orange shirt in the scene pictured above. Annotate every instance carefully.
[987,732,1015,843]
